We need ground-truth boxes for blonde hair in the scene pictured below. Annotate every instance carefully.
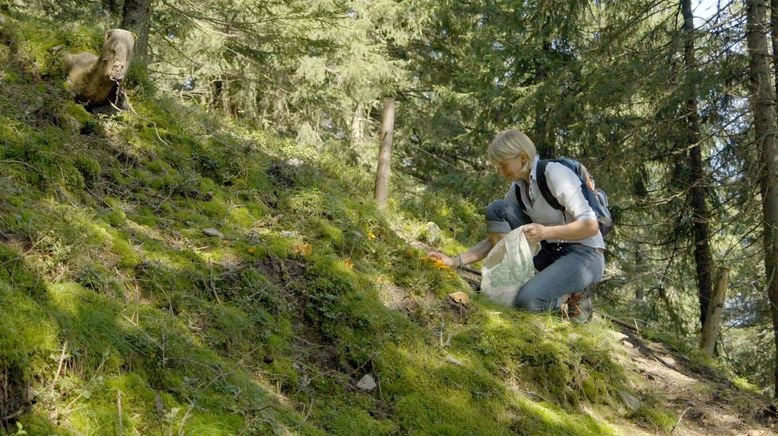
[487,129,537,166]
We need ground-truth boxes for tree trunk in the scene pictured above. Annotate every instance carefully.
[772,0,778,101]
[102,0,122,16]
[699,267,730,356]
[635,244,645,300]
[681,0,714,329]
[531,41,555,157]
[374,98,396,209]
[746,0,778,398]
[351,102,366,145]
[120,0,151,63]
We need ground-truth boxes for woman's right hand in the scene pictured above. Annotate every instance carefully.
[426,251,458,268]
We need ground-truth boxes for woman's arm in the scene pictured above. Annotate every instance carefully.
[522,219,598,243]
[532,162,599,243]
[427,237,494,268]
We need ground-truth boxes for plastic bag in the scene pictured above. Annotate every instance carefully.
[480,226,538,307]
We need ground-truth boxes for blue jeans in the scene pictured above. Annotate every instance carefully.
[485,200,605,312]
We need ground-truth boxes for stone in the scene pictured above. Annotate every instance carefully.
[286,158,304,167]
[356,374,377,391]
[202,228,224,238]
[618,389,641,412]
[421,222,442,245]
[445,355,464,366]
[448,292,470,305]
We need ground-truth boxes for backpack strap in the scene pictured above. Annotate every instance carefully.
[513,182,533,224]
[536,159,565,212]
[514,182,525,211]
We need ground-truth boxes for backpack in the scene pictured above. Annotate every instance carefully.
[515,158,613,237]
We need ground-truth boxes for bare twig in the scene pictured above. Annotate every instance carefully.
[596,310,642,334]
[51,340,68,393]
[178,403,194,436]
[117,390,123,436]
[671,407,690,433]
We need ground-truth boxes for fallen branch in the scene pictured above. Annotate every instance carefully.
[460,265,481,276]
[595,311,642,334]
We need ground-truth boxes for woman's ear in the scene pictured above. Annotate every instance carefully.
[519,152,531,173]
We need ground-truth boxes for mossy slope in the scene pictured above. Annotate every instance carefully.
[0,11,686,435]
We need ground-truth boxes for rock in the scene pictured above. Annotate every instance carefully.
[202,228,224,238]
[445,355,464,366]
[357,374,377,391]
[448,292,470,305]
[420,222,442,245]
[611,331,629,341]
[659,356,676,367]
[618,389,641,412]
[286,158,304,167]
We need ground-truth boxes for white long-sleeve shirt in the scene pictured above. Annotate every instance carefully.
[505,155,606,249]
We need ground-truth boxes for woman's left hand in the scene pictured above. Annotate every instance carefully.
[522,223,547,243]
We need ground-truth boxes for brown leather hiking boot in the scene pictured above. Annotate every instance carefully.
[566,292,593,324]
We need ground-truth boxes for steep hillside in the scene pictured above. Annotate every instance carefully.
[0,12,770,435]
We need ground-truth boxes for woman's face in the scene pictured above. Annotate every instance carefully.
[496,152,529,181]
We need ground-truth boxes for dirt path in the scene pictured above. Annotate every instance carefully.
[606,323,775,435]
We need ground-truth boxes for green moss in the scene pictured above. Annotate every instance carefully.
[16,413,59,435]
[0,243,46,297]
[512,396,616,435]
[628,404,676,433]
[200,196,229,219]
[74,155,101,182]
[108,230,141,268]
[65,373,159,434]
[0,12,743,435]
[227,206,256,228]
[326,406,398,435]
[8,19,63,75]
[203,304,255,354]
[130,206,159,226]
[74,263,124,298]
[199,177,218,193]
[0,282,58,371]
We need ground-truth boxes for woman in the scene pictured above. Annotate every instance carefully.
[428,129,605,322]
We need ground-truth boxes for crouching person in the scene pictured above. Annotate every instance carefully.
[428,129,605,323]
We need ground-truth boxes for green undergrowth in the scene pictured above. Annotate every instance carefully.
[0,11,697,435]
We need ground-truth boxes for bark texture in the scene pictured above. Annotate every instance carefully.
[121,0,151,62]
[374,98,396,209]
[747,0,778,398]
[681,0,714,328]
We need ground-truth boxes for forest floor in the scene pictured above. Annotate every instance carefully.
[416,235,776,435]
[599,321,774,435]
[3,10,777,432]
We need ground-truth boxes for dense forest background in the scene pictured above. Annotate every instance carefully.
[1,0,777,431]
